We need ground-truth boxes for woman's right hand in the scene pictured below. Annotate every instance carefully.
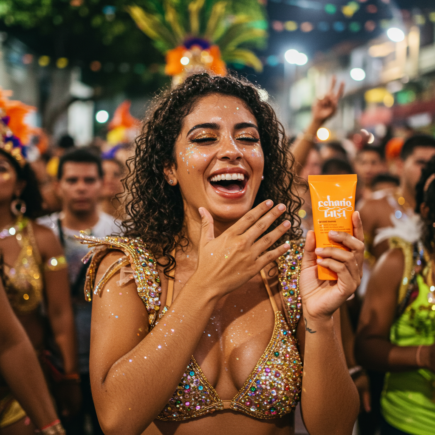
[193,200,291,297]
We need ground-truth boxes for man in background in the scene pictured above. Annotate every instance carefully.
[358,134,435,260]
[39,148,119,435]
[354,146,387,199]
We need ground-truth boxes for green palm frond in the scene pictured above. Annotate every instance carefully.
[222,28,266,52]
[188,0,205,35]
[164,3,185,43]
[204,1,226,40]
[127,0,267,71]
[127,5,178,50]
[223,48,263,72]
[216,18,258,48]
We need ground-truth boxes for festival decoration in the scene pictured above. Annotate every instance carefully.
[107,101,140,146]
[126,0,267,83]
[0,88,37,166]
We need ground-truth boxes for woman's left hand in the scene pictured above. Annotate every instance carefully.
[299,211,364,321]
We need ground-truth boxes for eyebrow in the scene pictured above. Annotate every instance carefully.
[186,121,259,137]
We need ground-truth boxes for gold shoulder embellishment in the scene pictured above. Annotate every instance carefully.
[77,235,162,326]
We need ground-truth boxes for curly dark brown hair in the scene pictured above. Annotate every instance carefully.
[122,73,302,276]
[415,154,435,255]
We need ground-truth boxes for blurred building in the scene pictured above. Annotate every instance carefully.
[287,21,435,138]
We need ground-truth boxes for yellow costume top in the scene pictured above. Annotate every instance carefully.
[80,235,305,421]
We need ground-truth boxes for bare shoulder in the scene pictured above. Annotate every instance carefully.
[357,192,389,213]
[374,247,404,281]
[31,220,63,258]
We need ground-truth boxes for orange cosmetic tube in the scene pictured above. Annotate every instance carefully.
[308,174,357,280]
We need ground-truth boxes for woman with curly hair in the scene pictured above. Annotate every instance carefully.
[356,155,435,435]
[81,73,363,435]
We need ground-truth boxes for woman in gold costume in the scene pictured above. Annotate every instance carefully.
[82,74,364,435]
[0,93,79,432]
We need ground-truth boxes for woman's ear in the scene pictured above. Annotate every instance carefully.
[420,202,430,219]
[163,163,178,186]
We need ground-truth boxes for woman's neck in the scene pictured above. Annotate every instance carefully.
[183,206,234,255]
[0,202,17,229]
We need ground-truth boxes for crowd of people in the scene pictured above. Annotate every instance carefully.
[0,72,434,435]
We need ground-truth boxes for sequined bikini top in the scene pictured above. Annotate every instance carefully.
[80,235,305,421]
[3,217,44,314]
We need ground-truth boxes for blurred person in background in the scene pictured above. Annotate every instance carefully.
[39,148,119,435]
[100,158,125,219]
[356,155,435,435]
[0,275,66,435]
[46,135,76,180]
[0,92,80,432]
[354,146,387,199]
[291,77,344,173]
[319,141,348,163]
[358,134,435,261]
[371,174,400,193]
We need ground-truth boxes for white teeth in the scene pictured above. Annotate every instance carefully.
[210,173,245,182]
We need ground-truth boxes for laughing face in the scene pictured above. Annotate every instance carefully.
[168,94,264,224]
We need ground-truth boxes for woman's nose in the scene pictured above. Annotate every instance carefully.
[217,136,243,161]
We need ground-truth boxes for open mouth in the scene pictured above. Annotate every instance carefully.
[209,173,248,193]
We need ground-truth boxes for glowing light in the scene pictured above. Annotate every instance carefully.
[90,61,102,71]
[50,258,58,266]
[387,28,405,42]
[325,4,336,14]
[284,49,299,64]
[96,110,109,123]
[296,52,308,65]
[285,49,308,65]
[285,21,298,31]
[383,94,394,107]
[367,133,375,144]
[300,22,313,32]
[38,56,50,67]
[350,68,366,81]
[9,227,16,236]
[56,58,68,69]
[22,54,33,64]
[180,56,190,65]
[317,128,330,141]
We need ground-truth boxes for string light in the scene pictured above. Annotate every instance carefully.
[38,56,50,67]
[317,128,330,141]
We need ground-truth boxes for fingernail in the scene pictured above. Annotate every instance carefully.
[198,207,204,218]
[283,221,290,228]
[284,243,290,249]
[278,204,286,211]
[329,231,338,236]
[315,248,323,254]
[316,258,323,263]
[266,200,273,207]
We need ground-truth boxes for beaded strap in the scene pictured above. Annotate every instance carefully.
[77,235,162,326]
[277,239,304,335]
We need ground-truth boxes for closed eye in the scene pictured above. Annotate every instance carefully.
[191,137,217,143]
[237,137,259,143]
